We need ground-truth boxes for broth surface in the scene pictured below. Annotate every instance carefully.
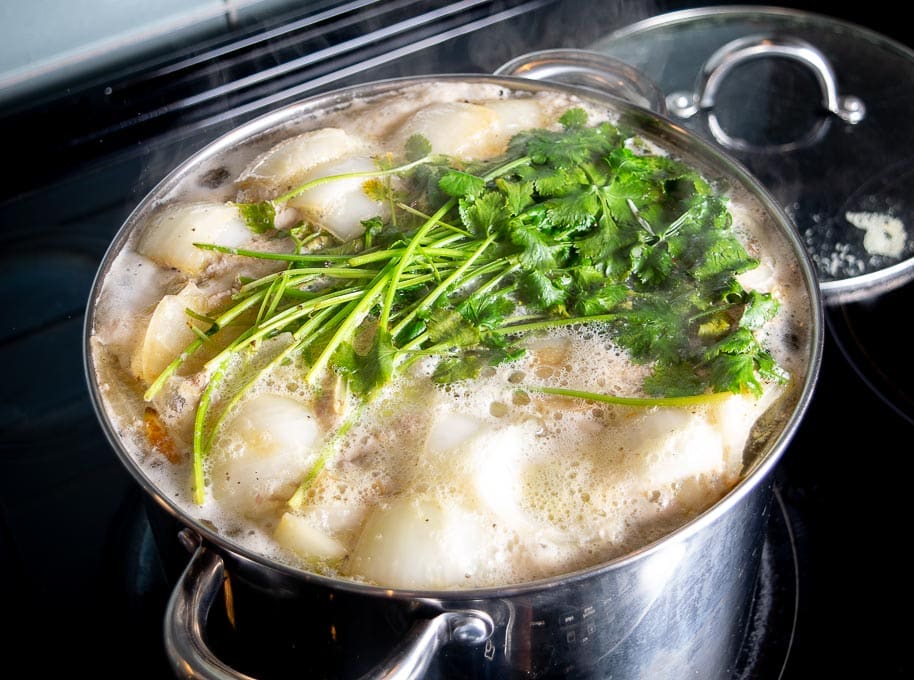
[89,82,812,589]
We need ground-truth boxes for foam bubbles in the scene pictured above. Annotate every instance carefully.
[87,82,809,590]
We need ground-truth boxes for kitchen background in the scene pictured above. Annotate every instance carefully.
[1,1,911,677]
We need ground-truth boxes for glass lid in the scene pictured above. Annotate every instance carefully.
[590,5,914,303]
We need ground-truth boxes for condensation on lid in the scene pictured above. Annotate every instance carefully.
[590,5,914,304]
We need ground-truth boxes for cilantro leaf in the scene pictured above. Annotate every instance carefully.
[432,353,486,383]
[509,220,562,270]
[439,170,486,198]
[331,329,395,398]
[644,361,706,397]
[405,133,432,161]
[559,107,589,129]
[458,191,510,235]
[693,234,758,279]
[427,308,481,347]
[630,241,674,287]
[543,190,600,232]
[458,292,515,330]
[704,326,786,396]
[518,269,568,313]
[575,281,629,316]
[234,201,276,233]
[740,290,780,329]
[496,178,534,215]
[612,299,686,363]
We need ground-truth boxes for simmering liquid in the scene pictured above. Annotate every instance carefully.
[88,81,812,590]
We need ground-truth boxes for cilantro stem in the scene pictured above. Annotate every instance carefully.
[528,385,733,408]
[482,155,533,181]
[202,287,365,372]
[191,352,232,505]
[379,198,456,331]
[202,305,338,455]
[390,232,497,339]
[287,405,364,509]
[275,155,432,204]
[395,202,471,237]
[194,243,353,262]
[143,291,267,402]
[307,263,396,384]
[346,246,469,267]
[492,313,617,336]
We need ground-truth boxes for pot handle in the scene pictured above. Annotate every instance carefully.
[494,48,667,114]
[165,538,495,680]
[165,541,255,680]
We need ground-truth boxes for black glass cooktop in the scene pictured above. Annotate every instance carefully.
[2,1,911,677]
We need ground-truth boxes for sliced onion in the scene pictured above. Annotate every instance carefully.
[131,282,209,384]
[237,127,368,193]
[274,512,347,562]
[210,394,320,519]
[136,202,250,276]
[392,101,501,159]
[287,156,387,242]
[347,495,484,589]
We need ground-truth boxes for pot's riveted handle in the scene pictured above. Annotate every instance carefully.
[494,48,667,114]
[356,608,494,680]
[164,536,495,680]
[666,34,865,151]
[165,540,255,680]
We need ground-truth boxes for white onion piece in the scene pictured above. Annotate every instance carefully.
[274,512,347,562]
[287,156,386,242]
[486,98,546,140]
[131,282,209,385]
[392,102,501,159]
[347,495,485,589]
[210,394,320,519]
[624,391,777,496]
[712,389,780,476]
[424,411,484,456]
[465,425,532,524]
[631,409,726,489]
[602,396,771,513]
[136,202,250,276]
[737,261,775,291]
[420,413,542,535]
[468,424,576,571]
[237,127,368,192]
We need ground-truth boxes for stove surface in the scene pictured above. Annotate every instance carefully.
[2,1,911,677]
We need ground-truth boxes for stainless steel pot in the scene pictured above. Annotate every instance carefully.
[84,70,824,679]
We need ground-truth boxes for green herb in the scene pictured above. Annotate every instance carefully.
[234,200,276,234]
[147,109,789,504]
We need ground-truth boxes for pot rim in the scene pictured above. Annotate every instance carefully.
[83,72,825,599]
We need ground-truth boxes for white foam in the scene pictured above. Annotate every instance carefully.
[88,82,810,589]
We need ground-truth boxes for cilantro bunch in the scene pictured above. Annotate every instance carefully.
[145,108,788,504]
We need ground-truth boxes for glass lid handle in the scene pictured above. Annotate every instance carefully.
[667,35,866,149]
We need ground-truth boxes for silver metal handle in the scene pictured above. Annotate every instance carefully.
[164,538,494,680]
[667,34,865,122]
[666,35,865,152]
[362,609,493,680]
[495,48,667,113]
[165,544,255,680]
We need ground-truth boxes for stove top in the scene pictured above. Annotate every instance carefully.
[2,1,911,677]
